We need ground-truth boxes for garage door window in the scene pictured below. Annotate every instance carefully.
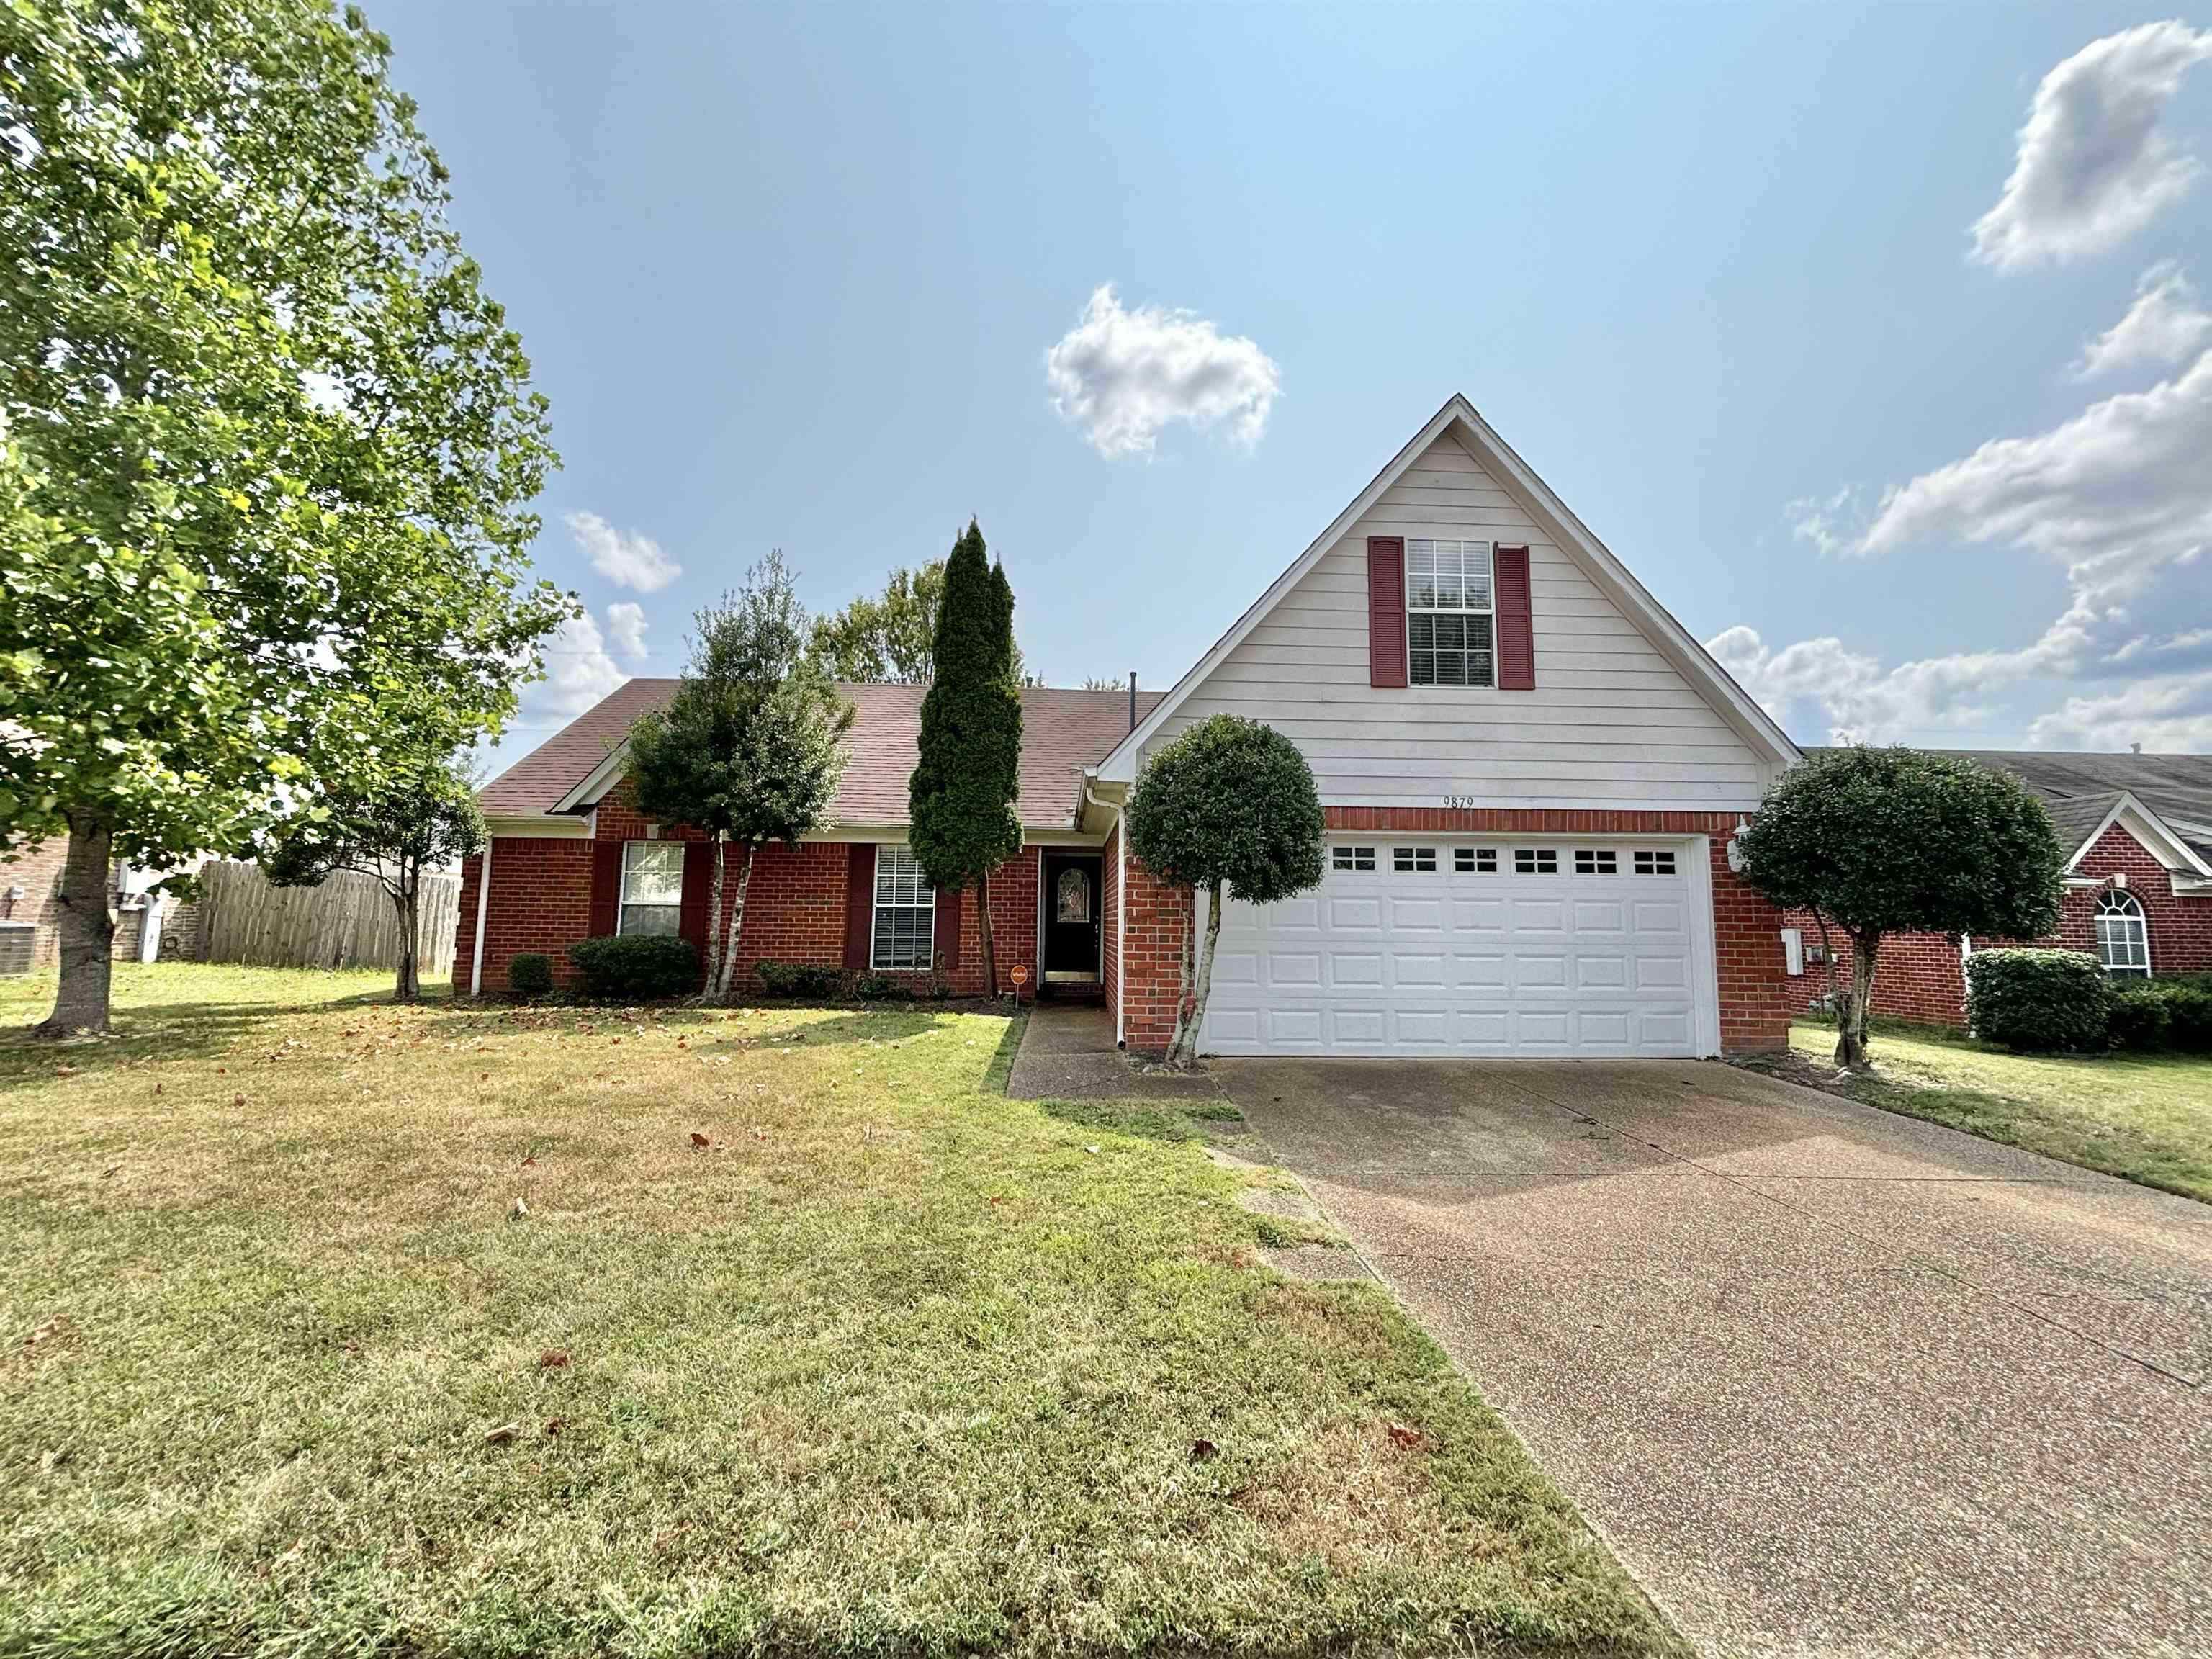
[1514,848,1559,874]
[1635,850,1677,876]
[1573,849,1619,876]
[1392,847,1437,873]
[1331,845,1377,872]
[1453,847,1498,873]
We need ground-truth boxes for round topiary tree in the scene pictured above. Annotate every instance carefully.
[1125,715,1324,1069]
[1736,747,2064,1069]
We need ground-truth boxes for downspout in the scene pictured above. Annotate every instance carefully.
[468,837,493,996]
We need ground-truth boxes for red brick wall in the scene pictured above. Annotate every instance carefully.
[1113,806,1794,1057]
[1,835,72,968]
[459,783,1041,999]
[1785,821,2212,1029]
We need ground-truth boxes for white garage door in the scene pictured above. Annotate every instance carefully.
[1200,839,1714,1058]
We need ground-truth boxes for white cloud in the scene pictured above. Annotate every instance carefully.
[567,511,680,593]
[2028,673,2212,750]
[1044,284,1280,458]
[605,601,649,661]
[1783,485,1869,557]
[532,611,626,720]
[1971,22,2212,269]
[2072,261,2212,379]
[1724,341,2212,745]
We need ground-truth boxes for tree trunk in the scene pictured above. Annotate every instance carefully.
[1166,887,1197,1062]
[1166,879,1225,1070]
[390,879,421,1002]
[1836,930,1880,1070]
[1811,907,1840,1013]
[702,835,728,997]
[714,841,755,999]
[976,867,998,999]
[37,817,117,1038]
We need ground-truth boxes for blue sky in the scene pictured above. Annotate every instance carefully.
[368,2,2212,763]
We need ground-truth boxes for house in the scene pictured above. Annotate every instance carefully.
[462,394,1806,1056]
[1791,750,2212,1028]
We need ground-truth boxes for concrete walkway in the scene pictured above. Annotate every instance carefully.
[1004,1002,1223,1100]
[1215,1055,2212,1659]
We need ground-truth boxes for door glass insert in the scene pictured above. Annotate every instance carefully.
[1056,867,1091,924]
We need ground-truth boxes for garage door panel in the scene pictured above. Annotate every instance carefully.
[1202,843,1708,1058]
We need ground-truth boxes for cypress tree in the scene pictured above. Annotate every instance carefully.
[910,521,1023,996]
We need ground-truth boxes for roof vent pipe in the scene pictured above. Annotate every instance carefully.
[1128,671,1136,733]
[2131,742,2143,754]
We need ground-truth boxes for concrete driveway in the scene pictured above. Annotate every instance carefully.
[1214,1056,2212,1659]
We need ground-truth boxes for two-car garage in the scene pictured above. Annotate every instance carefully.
[1198,837,1719,1058]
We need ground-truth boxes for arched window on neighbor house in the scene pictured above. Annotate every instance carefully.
[2095,889,2151,977]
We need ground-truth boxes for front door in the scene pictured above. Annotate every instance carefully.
[1040,853,1102,982]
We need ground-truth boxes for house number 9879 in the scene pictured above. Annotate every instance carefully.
[1442,795,1479,809]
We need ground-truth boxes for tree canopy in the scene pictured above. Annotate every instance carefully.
[1125,714,1324,1067]
[265,763,485,1001]
[1737,746,2064,1066]
[809,560,943,683]
[909,523,1021,994]
[0,0,570,1033]
[628,552,853,996]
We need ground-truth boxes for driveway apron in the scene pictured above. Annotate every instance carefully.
[1217,1056,2212,1659]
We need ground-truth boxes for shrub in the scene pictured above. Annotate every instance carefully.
[566,934,699,1001]
[755,961,845,1000]
[507,953,554,998]
[2105,979,2212,1053]
[2105,983,2172,1052]
[850,972,912,1002]
[1965,949,2110,1053]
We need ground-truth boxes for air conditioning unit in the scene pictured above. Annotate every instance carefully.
[0,922,35,976]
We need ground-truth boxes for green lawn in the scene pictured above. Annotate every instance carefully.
[1,965,1678,1658]
[1789,1020,2212,1203]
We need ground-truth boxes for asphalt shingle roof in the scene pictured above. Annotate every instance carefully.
[480,680,1162,830]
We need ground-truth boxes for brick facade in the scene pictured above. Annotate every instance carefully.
[1786,821,2212,1029]
[458,781,1043,999]
[1100,823,1120,1021]
[0,835,72,968]
[1110,806,1794,1058]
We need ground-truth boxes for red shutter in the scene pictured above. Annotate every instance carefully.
[1495,544,1535,691]
[588,840,623,936]
[843,844,875,970]
[678,840,714,984]
[1367,536,1407,688]
[934,886,962,970]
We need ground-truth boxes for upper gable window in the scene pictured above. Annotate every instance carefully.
[1406,539,1496,688]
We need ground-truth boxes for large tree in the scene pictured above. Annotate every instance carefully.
[1736,746,2064,1069]
[264,763,485,1002]
[809,560,943,683]
[627,552,853,998]
[1125,715,1324,1069]
[0,0,570,1035]
[909,522,1021,996]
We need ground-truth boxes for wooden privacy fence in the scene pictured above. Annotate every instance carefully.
[191,860,460,976]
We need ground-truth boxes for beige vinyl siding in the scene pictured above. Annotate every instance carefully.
[1149,432,1773,810]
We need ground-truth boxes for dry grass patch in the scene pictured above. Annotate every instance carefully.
[1,966,1681,1657]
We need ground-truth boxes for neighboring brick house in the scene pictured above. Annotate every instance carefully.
[471,395,1809,1057]
[1790,752,2212,1029]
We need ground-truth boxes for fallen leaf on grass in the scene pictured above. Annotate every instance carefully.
[1387,1423,1424,1450]
[233,1094,246,1107]
[539,1349,571,1370]
[484,1422,520,1446]
[1190,1438,1218,1462]
[689,1131,711,1149]
[543,1418,566,1439]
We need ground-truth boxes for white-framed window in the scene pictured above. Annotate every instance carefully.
[1406,539,1496,688]
[1634,850,1677,876]
[872,845,935,970]
[1331,845,1377,872]
[1574,849,1619,876]
[1393,846,1437,873]
[1514,848,1559,875]
[619,841,685,936]
[2095,890,2150,976]
[1454,847,1498,874]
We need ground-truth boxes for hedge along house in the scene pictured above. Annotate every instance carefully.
[459,680,1161,1000]
[466,395,1807,1056]
[1788,750,2212,1029]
